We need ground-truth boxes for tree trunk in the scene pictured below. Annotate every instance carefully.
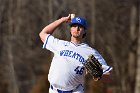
[135,8,140,93]
[7,0,19,93]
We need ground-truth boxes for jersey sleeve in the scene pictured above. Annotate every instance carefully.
[43,34,64,53]
[92,49,113,74]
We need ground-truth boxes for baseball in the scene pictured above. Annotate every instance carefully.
[70,14,75,19]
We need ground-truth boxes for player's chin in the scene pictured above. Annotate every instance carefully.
[72,34,82,38]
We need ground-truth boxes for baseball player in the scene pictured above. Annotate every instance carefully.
[39,14,112,93]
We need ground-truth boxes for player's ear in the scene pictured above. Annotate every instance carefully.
[82,32,86,38]
[69,30,72,36]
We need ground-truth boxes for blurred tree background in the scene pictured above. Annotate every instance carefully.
[0,0,139,93]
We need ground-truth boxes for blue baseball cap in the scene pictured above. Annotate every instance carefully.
[70,17,87,29]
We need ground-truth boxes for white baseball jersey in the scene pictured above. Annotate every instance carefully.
[43,34,112,91]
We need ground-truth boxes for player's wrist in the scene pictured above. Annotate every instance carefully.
[60,17,66,22]
[60,16,70,23]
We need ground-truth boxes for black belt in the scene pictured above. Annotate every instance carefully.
[50,85,73,93]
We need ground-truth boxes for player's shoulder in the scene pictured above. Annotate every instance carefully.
[60,40,70,46]
[48,34,70,45]
[82,43,94,50]
[83,44,99,53]
[55,39,71,47]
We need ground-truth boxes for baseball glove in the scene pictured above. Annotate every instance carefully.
[84,54,103,81]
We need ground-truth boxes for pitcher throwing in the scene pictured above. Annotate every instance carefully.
[39,14,112,93]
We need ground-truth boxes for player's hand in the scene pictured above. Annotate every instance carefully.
[61,14,71,23]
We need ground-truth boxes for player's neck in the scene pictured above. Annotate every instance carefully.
[70,37,84,44]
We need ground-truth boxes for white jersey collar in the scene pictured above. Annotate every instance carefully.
[70,42,87,47]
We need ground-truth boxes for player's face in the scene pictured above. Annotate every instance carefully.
[70,24,85,38]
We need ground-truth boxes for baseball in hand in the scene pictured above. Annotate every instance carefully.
[70,14,75,19]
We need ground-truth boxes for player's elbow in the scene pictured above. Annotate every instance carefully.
[39,31,43,38]
[39,31,43,39]
[39,31,46,43]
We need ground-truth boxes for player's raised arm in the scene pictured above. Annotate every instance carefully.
[39,15,71,43]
